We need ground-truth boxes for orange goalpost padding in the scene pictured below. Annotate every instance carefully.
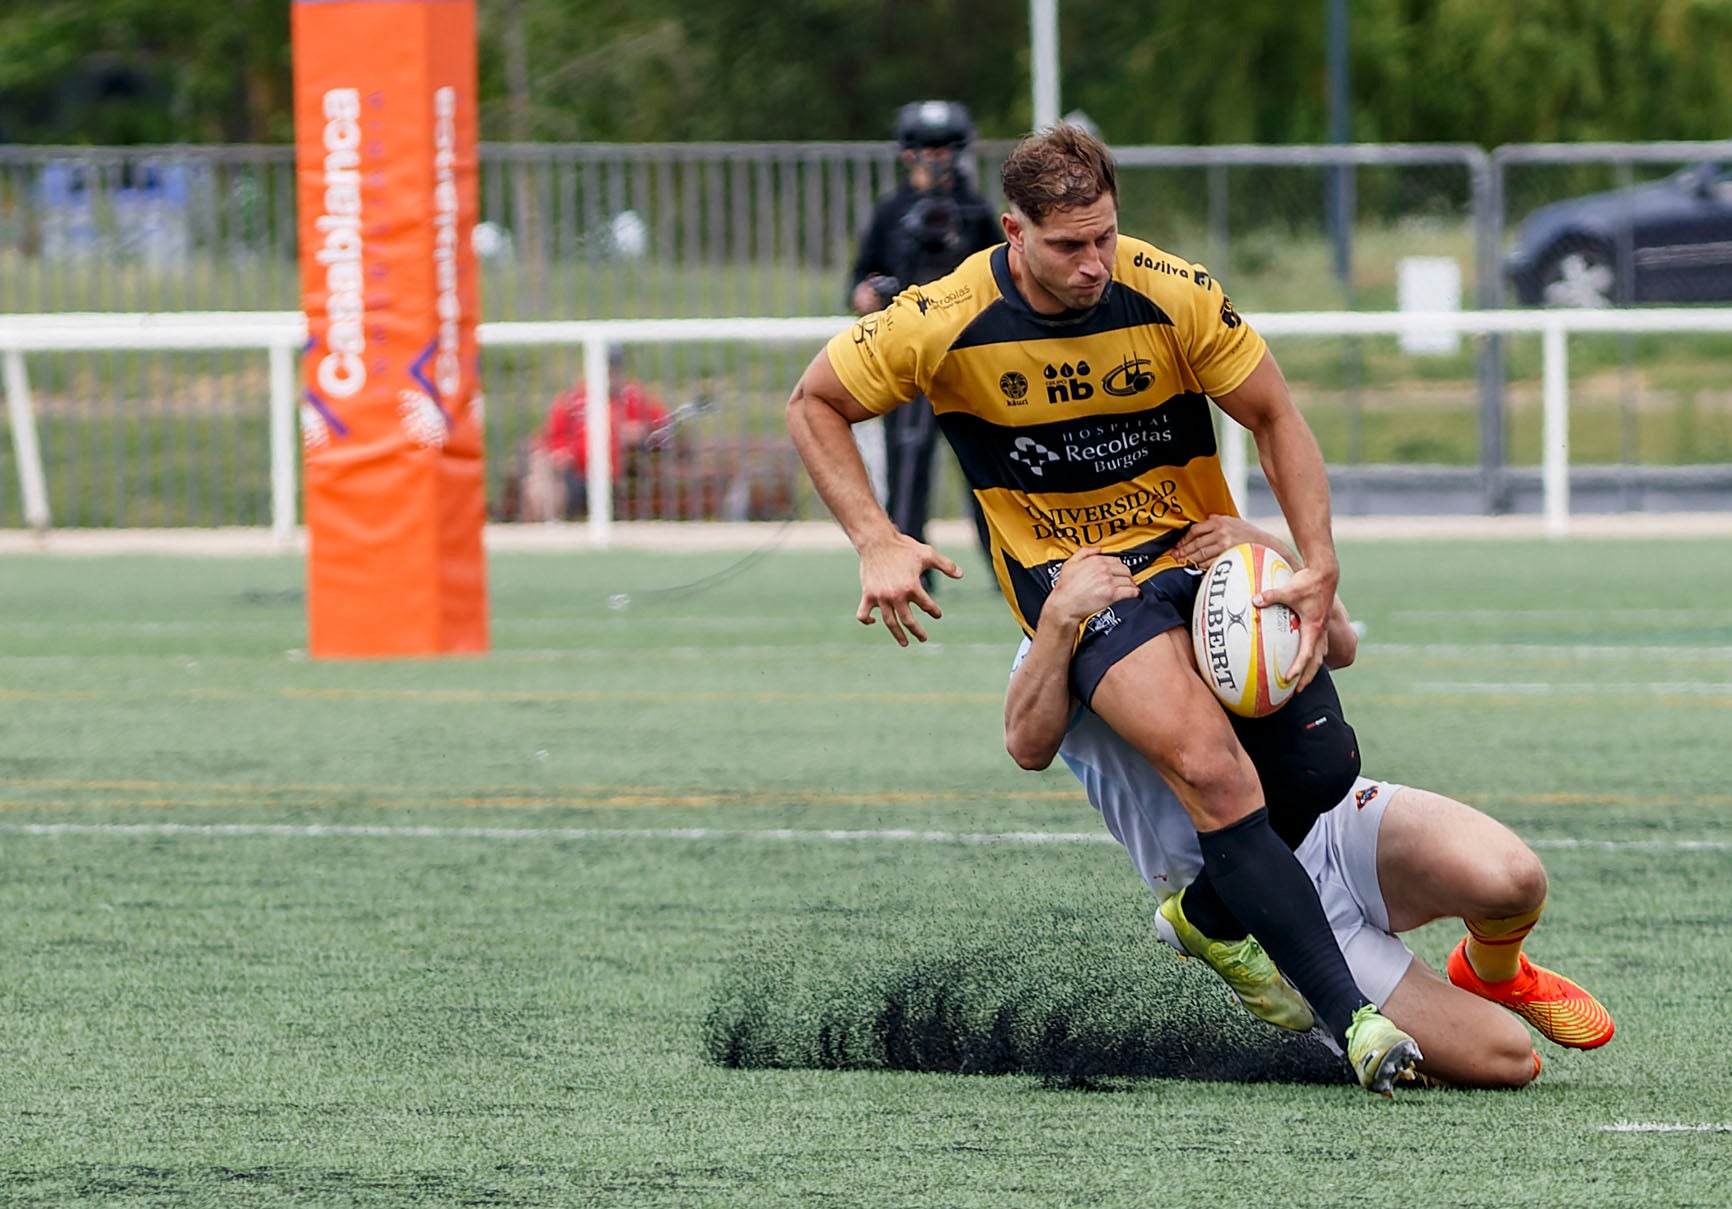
[291,0,489,657]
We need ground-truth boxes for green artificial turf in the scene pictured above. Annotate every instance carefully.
[0,539,1729,1206]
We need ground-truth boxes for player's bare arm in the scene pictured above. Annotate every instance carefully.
[1212,353,1338,689]
[1004,548,1140,770]
[785,348,962,646]
[1172,514,1358,668]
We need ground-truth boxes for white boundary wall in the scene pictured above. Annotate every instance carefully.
[5,308,1732,545]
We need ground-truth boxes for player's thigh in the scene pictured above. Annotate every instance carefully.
[1088,629,1261,828]
[1381,958,1537,1089]
[1376,788,1549,933]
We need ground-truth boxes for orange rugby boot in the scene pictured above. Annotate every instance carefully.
[1446,938,1615,1049]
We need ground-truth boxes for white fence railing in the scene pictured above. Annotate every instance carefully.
[4,308,1732,544]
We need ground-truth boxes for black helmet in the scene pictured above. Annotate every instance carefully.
[894,100,973,152]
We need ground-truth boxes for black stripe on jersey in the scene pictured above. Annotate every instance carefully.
[1002,528,1192,633]
[937,392,1219,495]
[947,246,1175,351]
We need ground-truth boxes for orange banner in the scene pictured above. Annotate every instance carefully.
[292,0,488,657]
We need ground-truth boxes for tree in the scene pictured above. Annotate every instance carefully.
[0,1,290,144]
[5,0,1732,147]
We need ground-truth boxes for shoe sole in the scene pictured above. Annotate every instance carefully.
[1509,1002,1615,1050]
[1360,1038,1424,1097]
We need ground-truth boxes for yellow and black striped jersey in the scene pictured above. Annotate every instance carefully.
[825,235,1267,636]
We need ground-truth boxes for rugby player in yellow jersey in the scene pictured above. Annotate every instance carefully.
[786,124,1423,1093]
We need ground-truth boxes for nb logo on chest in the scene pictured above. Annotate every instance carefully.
[1043,360,1093,404]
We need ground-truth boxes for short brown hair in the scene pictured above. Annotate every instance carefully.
[1000,124,1118,225]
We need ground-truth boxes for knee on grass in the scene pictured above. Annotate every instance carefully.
[1476,1023,1543,1090]
[1424,1015,1541,1090]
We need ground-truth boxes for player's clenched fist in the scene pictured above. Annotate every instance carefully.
[1044,547,1141,631]
[856,531,963,646]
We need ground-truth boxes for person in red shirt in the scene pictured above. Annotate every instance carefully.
[521,346,670,521]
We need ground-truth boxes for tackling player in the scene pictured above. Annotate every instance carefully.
[787,123,1419,1091]
[1004,516,1616,1087]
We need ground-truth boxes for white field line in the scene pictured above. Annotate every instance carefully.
[6,513,1732,557]
[1600,1122,1732,1133]
[0,643,998,665]
[2,641,1729,666]
[1393,608,1727,623]
[0,615,844,634]
[1367,643,1732,661]
[1415,681,1732,696]
[0,822,1724,851]
[1536,838,1732,851]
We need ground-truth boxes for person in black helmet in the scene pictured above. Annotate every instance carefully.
[847,100,1000,588]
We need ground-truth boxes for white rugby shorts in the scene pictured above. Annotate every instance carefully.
[1291,776,1414,1006]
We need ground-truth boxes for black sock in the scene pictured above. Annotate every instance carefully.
[1181,807,1324,942]
[1195,808,1371,1046]
[1175,873,1245,941]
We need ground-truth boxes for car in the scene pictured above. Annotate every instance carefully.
[1503,161,1732,306]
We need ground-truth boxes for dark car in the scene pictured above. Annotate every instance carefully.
[1504,161,1732,306]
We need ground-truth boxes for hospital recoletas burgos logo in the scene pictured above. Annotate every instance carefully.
[1009,436,1059,476]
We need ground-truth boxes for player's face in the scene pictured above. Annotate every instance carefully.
[1009,195,1118,311]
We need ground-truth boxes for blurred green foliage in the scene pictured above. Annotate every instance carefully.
[5,1,1732,146]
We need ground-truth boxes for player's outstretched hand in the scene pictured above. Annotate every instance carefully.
[1171,515,1268,568]
[1046,547,1141,630]
[857,533,963,646]
[1255,562,1336,690]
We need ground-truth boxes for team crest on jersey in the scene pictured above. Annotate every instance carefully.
[1354,784,1380,811]
[1101,355,1155,398]
[1000,371,1029,403]
[1085,607,1121,636]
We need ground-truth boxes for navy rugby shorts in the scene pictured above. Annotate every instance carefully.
[1068,564,1360,838]
[1068,565,1203,706]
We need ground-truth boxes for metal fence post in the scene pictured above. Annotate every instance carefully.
[1542,319,1570,537]
[1219,410,1249,515]
[1474,147,1508,514]
[2,349,51,532]
[268,340,298,547]
[584,332,613,549]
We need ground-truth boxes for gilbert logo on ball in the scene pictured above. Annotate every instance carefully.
[1191,541,1302,717]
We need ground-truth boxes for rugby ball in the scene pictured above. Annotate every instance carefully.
[1191,541,1302,718]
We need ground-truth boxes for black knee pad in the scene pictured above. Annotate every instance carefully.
[1231,671,1362,848]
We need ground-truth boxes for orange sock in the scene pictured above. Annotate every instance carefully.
[1463,898,1546,983]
